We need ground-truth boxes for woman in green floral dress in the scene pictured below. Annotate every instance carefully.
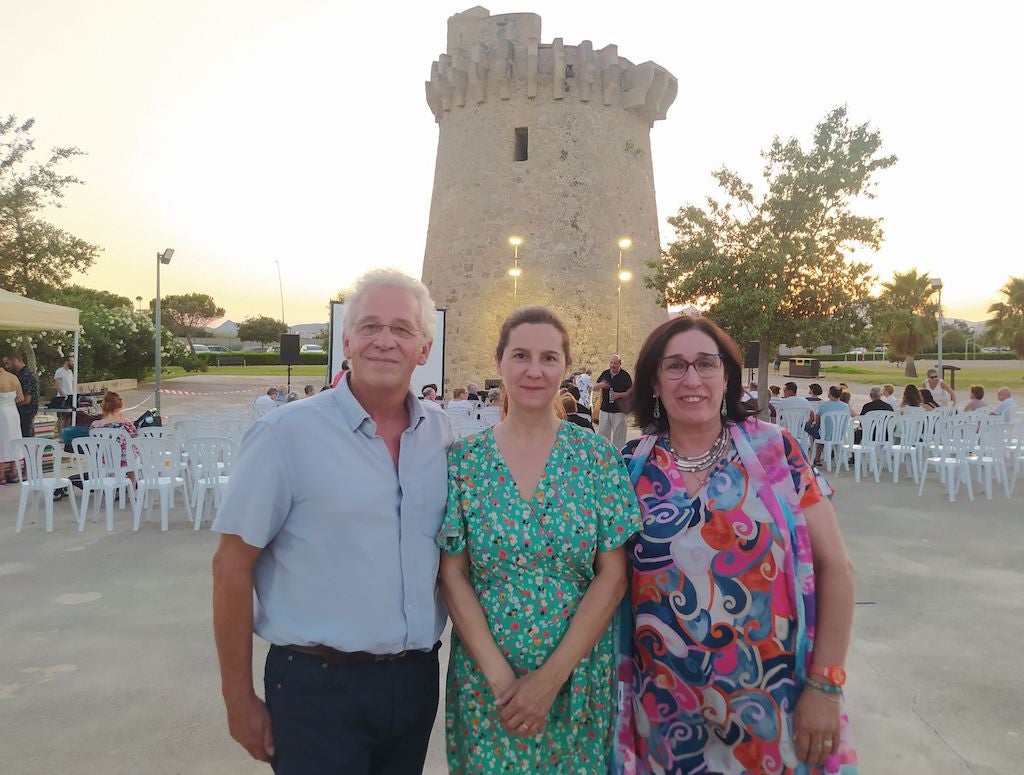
[438,307,642,773]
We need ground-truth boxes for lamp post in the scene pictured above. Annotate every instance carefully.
[508,236,523,304]
[135,296,143,314]
[930,276,944,375]
[274,259,286,327]
[154,248,175,416]
[616,238,632,353]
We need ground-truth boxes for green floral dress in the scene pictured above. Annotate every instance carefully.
[438,421,642,774]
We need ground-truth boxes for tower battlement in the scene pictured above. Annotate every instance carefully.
[425,6,677,125]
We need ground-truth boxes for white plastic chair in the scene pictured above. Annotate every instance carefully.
[918,422,975,502]
[968,423,1012,499]
[133,437,192,531]
[445,407,473,419]
[451,418,489,440]
[478,406,502,427]
[138,427,171,439]
[89,427,141,480]
[216,419,254,448]
[14,438,79,532]
[186,436,237,529]
[73,438,135,531]
[886,415,924,484]
[778,408,812,453]
[844,412,893,483]
[812,411,850,473]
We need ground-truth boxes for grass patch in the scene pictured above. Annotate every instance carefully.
[815,364,1023,391]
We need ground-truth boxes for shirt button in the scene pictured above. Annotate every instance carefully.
[287,655,293,662]
[276,683,282,689]
[322,662,328,669]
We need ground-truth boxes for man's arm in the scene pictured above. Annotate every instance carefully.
[212,534,274,762]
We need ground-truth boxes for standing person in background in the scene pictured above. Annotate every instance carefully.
[922,368,955,407]
[0,365,26,484]
[54,354,76,432]
[212,268,452,774]
[575,368,593,409]
[595,355,633,449]
[7,352,38,438]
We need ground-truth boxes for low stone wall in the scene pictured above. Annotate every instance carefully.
[78,379,138,394]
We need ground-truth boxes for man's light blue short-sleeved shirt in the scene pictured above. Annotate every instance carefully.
[212,376,453,653]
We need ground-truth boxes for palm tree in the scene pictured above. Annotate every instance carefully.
[986,276,1024,359]
[876,269,937,378]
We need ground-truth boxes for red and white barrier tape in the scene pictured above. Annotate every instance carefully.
[157,388,263,396]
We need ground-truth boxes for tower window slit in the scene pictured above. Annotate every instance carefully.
[514,127,528,161]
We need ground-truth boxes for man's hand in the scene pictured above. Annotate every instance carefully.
[225,692,275,762]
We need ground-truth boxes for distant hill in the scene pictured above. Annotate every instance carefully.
[211,319,238,335]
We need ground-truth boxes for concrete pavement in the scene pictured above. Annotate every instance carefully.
[1,374,1021,774]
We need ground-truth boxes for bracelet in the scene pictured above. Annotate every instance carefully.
[806,679,843,699]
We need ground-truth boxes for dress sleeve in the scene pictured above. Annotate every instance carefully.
[436,443,468,555]
[779,427,831,508]
[593,437,643,552]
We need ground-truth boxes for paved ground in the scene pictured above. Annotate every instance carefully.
[1,374,1022,774]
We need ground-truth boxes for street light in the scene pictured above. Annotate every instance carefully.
[135,296,143,314]
[274,259,286,327]
[508,236,523,304]
[154,248,174,416]
[930,276,944,375]
[616,238,633,352]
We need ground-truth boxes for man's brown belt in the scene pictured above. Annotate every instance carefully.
[285,643,437,665]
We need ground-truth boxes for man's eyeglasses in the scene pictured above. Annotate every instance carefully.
[355,322,419,340]
[659,354,724,380]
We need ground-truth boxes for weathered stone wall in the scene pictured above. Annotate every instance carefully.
[422,7,677,393]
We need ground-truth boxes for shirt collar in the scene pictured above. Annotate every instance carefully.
[333,372,426,434]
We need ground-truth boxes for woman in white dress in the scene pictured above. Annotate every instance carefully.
[0,367,26,484]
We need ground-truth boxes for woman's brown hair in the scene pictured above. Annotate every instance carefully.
[101,391,123,414]
[632,316,755,433]
[495,306,572,366]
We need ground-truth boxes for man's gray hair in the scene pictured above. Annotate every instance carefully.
[342,268,437,340]
[869,385,882,399]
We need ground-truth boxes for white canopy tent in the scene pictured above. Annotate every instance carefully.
[0,288,82,412]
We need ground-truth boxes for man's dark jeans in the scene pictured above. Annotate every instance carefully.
[264,645,439,775]
[19,410,36,438]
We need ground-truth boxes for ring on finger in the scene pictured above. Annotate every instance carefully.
[823,737,834,747]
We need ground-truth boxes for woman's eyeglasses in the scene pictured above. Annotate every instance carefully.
[659,354,724,380]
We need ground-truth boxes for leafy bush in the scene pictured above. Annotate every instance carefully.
[1,309,186,385]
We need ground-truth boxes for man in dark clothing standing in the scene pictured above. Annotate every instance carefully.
[595,354,633,448]
[8,351,39,437]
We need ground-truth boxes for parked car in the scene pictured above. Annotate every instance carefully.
[242,346,265,352]
[299,344,324,353]
[205,345,230,353]
[192,344,210,353]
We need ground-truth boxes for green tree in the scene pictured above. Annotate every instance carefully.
[0,116,101,300]
[53,284,132,311]
[0,115,102,369]
[646,106,895,411]
[874,269,937,378]
[985,276,1024,359]
[237,315,288,346]
[151,292,225,352]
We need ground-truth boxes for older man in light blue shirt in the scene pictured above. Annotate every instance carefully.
[212,269,452,775]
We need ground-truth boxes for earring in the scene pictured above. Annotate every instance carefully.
[653,395,661,419]
[721,396,728,417]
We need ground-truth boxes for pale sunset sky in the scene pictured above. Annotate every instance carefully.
[3,0,1020,325]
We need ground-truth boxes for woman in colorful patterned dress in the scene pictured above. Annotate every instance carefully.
[618,316,858,774]
[438,306,643,773]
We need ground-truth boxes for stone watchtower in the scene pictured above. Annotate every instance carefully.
[421,7,677,391]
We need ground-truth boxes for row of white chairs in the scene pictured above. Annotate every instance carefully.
[780,407,1023,502]
[12,413,250,532]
